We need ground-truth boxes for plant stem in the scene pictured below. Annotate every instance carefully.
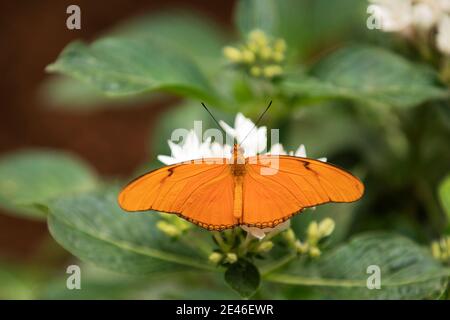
[213,232,229,252]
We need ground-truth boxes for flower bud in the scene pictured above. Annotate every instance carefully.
[272,51,284,62]
[241,49,255,63]
[250,66,262,77]
[309,246,321,258]
[307,221,320,242]
[257,241,274,253]
[249,29,268,47]
[263,65,283,78]
[156,221,181,237]
[436,14,450,56]
[431,241,441,260]
[283,228,296,244]
[223,46,242,62]
[208,252,223,264]
[295,240,309,254]
[224,252,238,264]
[318,218,335,238]
[260,46,272,60]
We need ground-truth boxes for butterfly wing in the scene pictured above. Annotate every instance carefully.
[242,155,364,227]
[118,159,238,230]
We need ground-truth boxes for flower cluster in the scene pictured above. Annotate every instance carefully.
[291,218,336,258]
[431,236,450,263]
[223,29,287,79]
[368,0,450,55]
[157,113,327,240]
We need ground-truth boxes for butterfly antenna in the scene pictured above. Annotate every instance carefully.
[201,102,223,131]
[241,100,272,144]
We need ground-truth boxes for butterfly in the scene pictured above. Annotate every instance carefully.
[118,103,364,231]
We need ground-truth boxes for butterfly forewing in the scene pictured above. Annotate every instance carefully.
[118,158,237,230]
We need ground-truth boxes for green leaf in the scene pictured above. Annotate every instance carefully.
[225,259,260,298]
[0,150,97,220]
[283,46,449,108]
[42,10,226,111]
[47,37,217,103]
[41,76,164,112]
[47,187,214,275]
[114,10,227,75]
[266,233,449,299]
[234,0,278,36]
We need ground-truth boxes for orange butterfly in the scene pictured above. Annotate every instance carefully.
[118,142,364,231]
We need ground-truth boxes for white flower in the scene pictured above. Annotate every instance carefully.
[368,0,414,32]
[241,220,291,240]
[157,130,231,165]
[219,113,267,157]
[437,14,450,55]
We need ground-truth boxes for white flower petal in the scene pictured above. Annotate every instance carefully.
[266,220,291,236]
[219,120,236,137]
[294,144,307,158]
[241,225,267,240]
[235,113,254,137]
[241,220,291,240]
[185,130,200,150]
[413,2,438,30]
[210,142,232,158]
[256,127,268,153]
[437,0,450,12]
[167,140,184,159]
[269,143,287,155]
[157,155,177,165]
[437,15,450,55]
[369,0,414,32]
